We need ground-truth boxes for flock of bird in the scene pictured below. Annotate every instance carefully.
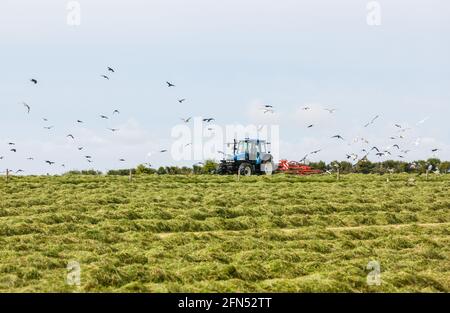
[257,104,440,166]
[1,69,185,174]
[0,68,443,174]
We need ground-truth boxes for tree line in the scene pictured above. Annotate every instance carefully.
[63,158,449,176]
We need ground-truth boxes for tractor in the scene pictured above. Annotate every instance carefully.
[216,139,275,176]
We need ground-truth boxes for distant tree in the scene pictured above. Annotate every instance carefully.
[157,166,167,175]
[355,159,376,174]
[203,160,218,174]
[136,164,156,175]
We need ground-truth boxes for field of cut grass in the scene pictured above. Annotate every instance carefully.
[0,174,449,292]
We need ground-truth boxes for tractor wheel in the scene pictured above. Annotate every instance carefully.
[238,163,253,176]
[262,161,275,175]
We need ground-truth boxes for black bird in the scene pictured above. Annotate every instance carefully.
[119,158,126,162]
[45,160,55,165]
[67,134,75,140]
[30,79,38,84]
[331,135,345,140]
[23,102,31,114]
[203,118,215,123]
[160,150,168,153]
[8,142,15,145]
[376,152,385,157]
[166,81,175,87]
[113,109,120,115]
[101,75,109,80]
[77,120,83,123]
[178,99,186,103]
[432,148,440,152]
[264,105,273,108]
[100,115,109,119]
[10,149,17,153]
[371,146,380,152]
[364,115,379,127]
[85,155,92,159]
[78,147,84,150]
[393,144,400,149]
[307,124,314,128]
[107,67,115,73]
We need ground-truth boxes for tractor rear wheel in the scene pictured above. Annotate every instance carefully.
[238,163,253,176]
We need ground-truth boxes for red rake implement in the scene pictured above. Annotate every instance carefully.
[277,160,322,175]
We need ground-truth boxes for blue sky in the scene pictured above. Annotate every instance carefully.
[1,0,449,174]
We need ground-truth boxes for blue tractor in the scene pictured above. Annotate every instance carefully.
[216,139,275,176]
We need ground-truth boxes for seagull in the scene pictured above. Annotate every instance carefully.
[42,118,48,122]
[178,99,186,103]
[393,144,400,149]
[394,124,402,128]
[77,147,84,151]
[203,118,215,123]
[100,115,109,119]
[307,124,314,128]
[30,79,38,84]
[23,102,31,114]
[16,169,24,173]
[371,146,380,152]
[376,152,385,157]
[107,67,115,73]
[416,117,429,126]
[263,109,274,114]
[108,128,119,132]
[331,135,345,140]
[27,157,34,160]
[10,149,17,153]
[431,148,440,152]
[45,160,55,165]
[160,150,168,153]
[310,149,322,154]
[263,104,273,108]
[43,126,54,130]
[113,110,120,115]
[364,115,379,127]
[181,117,192,123]
[324,108,337,113]
[8,142,15,145]
[119,158,126,162]
[401,149,410,154]
[166,81,175,87]
[77,120,83,123]
[185,143,192,147]
[67,134,75,140]
[301,106,311,111]
[101,75,109,80]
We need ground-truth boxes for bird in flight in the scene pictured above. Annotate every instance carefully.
[394,124,402,128]
[203,118,215,123]
[166,81,175,87]
[10,149,17,153]
[263,109,274,114]
[107,67,115,73]
[181,117,192,123]
[310,149,322,154]
[27,157,34,160]
[364,115,379,127]
[431,148,440,152]
[77,147,84,151]
[100,115,109,119]
[178,99,186,103]
[119,158,126,162]
[16,169,24,173]
[324,108,337,113]
[44,126,54,130]
[67,134,75,140]
[77,120,83,123]
[30,79,38,84]
[331,135,345,140]
[8,142,15,145]
[393,144,400,149]
[101,75,109,80]
[301,107,311,111]
[23,102,31,114]
[108,128,119,132]
[307,124,314,128]
[45,160,55,165]
[113,109,120,115]
[371,146,380,152]
[160,149,168,153]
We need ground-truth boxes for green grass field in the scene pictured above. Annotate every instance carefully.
[0,174,449,292]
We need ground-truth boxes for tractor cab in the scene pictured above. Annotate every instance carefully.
[217,138,274,176]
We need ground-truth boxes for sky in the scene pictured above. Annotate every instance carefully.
[0,0,449,174]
